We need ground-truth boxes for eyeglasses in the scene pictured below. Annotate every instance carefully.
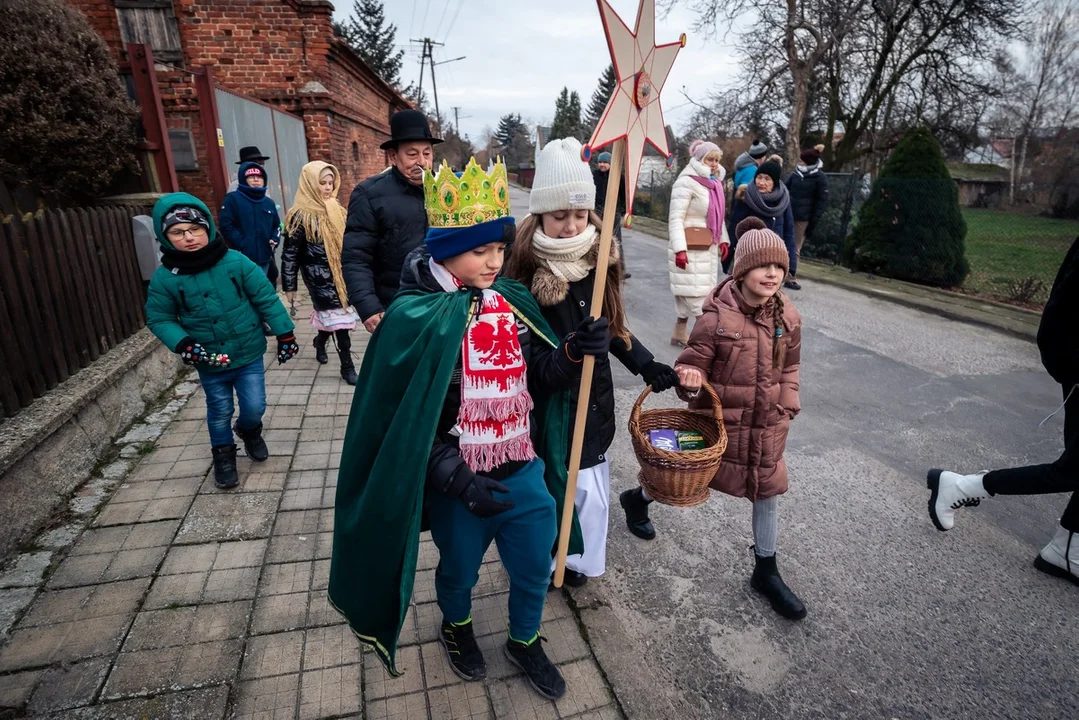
[166,226,208,240]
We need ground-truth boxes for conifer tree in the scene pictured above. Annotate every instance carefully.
[340,0,405,89]
[845,127,969,287]
[584,64,616,133]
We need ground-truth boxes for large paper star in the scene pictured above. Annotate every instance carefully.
[585,0,684,220]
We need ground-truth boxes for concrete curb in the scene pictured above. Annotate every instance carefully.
[624,214,1042,343]
[0,329,167,476]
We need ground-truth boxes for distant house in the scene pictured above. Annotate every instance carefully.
[964,140,1013,169]
[534,126,552,166]
[947,162,1010,208]
[71,0,411,209]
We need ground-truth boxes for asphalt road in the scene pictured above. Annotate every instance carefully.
[507,187,1078,720]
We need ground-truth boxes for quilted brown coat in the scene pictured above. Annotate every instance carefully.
[675,277,801,500]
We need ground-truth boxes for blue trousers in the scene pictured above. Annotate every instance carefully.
[427,459,556,641]
[197,359,266,447]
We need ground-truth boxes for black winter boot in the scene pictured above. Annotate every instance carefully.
[336,330,357,386]
[750,553,807,620]
[339,351,357,385]
[619,487,656,540]
[313,332,329,365]
[233,422,269,462]
[211,444,239,489]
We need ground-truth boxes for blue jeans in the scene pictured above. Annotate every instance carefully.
[427,460,556,641]
[198,359,267,447]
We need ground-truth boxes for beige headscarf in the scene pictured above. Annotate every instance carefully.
[285,161,349,308]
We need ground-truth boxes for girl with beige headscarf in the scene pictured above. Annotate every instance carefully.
[282,161,360,385]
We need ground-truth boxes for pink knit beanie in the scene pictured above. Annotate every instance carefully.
[731,217,789,280]
[689,139,721,162]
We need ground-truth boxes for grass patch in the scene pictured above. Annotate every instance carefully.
[961,209,1078,304]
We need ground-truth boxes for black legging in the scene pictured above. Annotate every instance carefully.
[317,329,351,354]
[983,384,1079,532]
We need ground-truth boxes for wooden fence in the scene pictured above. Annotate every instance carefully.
[0,205,150,420]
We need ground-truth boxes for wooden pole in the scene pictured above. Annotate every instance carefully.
[553,137,626,587]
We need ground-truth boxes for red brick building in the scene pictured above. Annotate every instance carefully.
[70,0,410,207]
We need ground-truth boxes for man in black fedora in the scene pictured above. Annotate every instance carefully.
[237,146,271,164]
[342,109,442,332]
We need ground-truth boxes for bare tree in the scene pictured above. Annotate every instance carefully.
[670,0,1020,170]
[992,0,1078,203]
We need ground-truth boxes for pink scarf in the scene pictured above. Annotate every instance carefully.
[691,175,726,245]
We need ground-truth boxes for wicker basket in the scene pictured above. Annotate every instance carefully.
[627,383,727,507]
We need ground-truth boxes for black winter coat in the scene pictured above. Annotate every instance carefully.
[1038,236,1079,386]
[397,246,580,489]
[593,168,626,215]
[342,168,428,321]
[281,225,344,311]
[537,271,655,469]
[785,166,829,226]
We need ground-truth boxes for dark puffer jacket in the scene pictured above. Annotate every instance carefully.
[281,224,344,311]
[1038,236,1079,386]
[531,270,655,469]
[342,168,428,322]
[397,246,580,485]
[786,164,829,227]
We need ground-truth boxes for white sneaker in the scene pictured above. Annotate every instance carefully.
[926,469,989,531]
[1034,526,1078,586]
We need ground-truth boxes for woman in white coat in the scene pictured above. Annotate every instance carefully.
[667,140,730,346]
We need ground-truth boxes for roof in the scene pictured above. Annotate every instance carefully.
[329,37,412,110]
[536,126,552,150]
[946,162,1010,183]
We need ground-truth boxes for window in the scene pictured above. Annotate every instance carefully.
[115,0,182,64]
[351,142,360,161]
[168,129,198,171]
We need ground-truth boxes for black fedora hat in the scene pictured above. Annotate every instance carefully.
[236,146,271,164]
[380,109,443,150]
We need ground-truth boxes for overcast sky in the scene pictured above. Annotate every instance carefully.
[332,0,743,143]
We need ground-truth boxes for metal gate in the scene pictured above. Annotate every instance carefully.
[214,87,309,210]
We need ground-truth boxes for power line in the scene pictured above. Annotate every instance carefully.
[408,0,418,39]
[419,0,432,37]
[444,0,465,41]
[433,0,452,41]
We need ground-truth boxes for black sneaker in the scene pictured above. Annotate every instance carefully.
[439,620,486,681]
[784,279,802,291]
[504,636,566,699]
[233,422,269,462]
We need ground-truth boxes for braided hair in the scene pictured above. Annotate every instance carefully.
[770,293,786,369]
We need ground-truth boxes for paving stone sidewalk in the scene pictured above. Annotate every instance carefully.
[0,298,622,719]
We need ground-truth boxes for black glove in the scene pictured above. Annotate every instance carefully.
[568,316,610,359]
[276,333,299,364]
[176,338,229,368]
[459,474,515,518]
[641,360,679,392]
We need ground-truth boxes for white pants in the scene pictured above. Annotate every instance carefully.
[553,460,610,577]
[674,294,706,319]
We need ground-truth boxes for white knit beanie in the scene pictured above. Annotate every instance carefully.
[529,137,596,214]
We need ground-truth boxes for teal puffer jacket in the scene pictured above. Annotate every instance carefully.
[145,193,294,372]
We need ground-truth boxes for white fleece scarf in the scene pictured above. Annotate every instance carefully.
[530,224,598,283]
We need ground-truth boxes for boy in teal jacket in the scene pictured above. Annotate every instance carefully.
[145,193,299,488]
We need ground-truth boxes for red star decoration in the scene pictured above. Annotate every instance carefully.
[585,0,685,220]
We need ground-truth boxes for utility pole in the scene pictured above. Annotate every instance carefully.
[452,107,461,135]
[410,37,464,137]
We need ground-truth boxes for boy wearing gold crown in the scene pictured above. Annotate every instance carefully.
[329,158,607,700]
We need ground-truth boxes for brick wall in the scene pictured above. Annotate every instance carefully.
[67,0,409,208]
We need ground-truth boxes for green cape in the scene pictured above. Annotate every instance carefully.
[328,277,582,675]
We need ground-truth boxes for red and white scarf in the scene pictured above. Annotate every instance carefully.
[430,260,536,472]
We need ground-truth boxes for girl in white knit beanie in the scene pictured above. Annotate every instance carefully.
[505,137,678,586]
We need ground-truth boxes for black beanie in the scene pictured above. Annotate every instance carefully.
[757,160,782,186]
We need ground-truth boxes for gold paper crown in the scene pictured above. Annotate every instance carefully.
[423,157,511,228]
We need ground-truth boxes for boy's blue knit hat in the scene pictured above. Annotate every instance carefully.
[597,151,612,163]
[426,217,514,262]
